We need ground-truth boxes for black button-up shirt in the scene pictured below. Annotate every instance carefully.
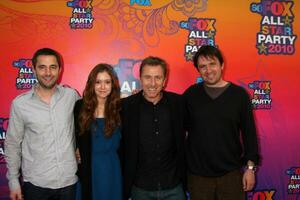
[134,95,179,190]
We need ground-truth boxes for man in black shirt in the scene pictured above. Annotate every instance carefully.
[121,56,186,200]
[184,45,260,200]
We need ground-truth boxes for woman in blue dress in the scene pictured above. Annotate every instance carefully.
[74,63,122,200]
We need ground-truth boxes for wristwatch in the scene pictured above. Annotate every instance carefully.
[246,165,257,172]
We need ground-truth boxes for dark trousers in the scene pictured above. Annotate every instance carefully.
[188,170,245,200]
[131,184,186,200]
[23,182,76,200]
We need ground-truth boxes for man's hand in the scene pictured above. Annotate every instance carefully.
[243,169,255,191]
[10,187,23,200]
[75,148,81,164]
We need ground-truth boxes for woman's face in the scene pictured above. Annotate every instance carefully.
[94,71,112,100]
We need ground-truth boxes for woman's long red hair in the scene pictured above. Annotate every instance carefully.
[78,63,121,137]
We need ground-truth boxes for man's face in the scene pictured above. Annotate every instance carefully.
[197,56,224,87]
[33,55,61,90]
[140,65,166,103]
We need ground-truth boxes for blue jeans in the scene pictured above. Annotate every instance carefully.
[131,184,186,200]
[23,182,76,200]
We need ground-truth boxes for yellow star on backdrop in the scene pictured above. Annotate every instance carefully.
[186,52,194,60]
[207,31,215,38]
[257,43,268,54]
[283,15,292,26]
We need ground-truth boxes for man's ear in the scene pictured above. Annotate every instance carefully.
[221,63,224,71]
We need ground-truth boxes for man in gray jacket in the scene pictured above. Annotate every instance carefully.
[5,48,80,200]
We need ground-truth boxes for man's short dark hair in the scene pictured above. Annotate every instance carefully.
[193,45,224,70]
[32,48,62,69]
[139,56,168,78]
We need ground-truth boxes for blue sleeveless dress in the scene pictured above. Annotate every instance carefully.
[91,118,122,200]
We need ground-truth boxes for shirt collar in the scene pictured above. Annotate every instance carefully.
[30,83,62,99]
[141,90,166,106]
